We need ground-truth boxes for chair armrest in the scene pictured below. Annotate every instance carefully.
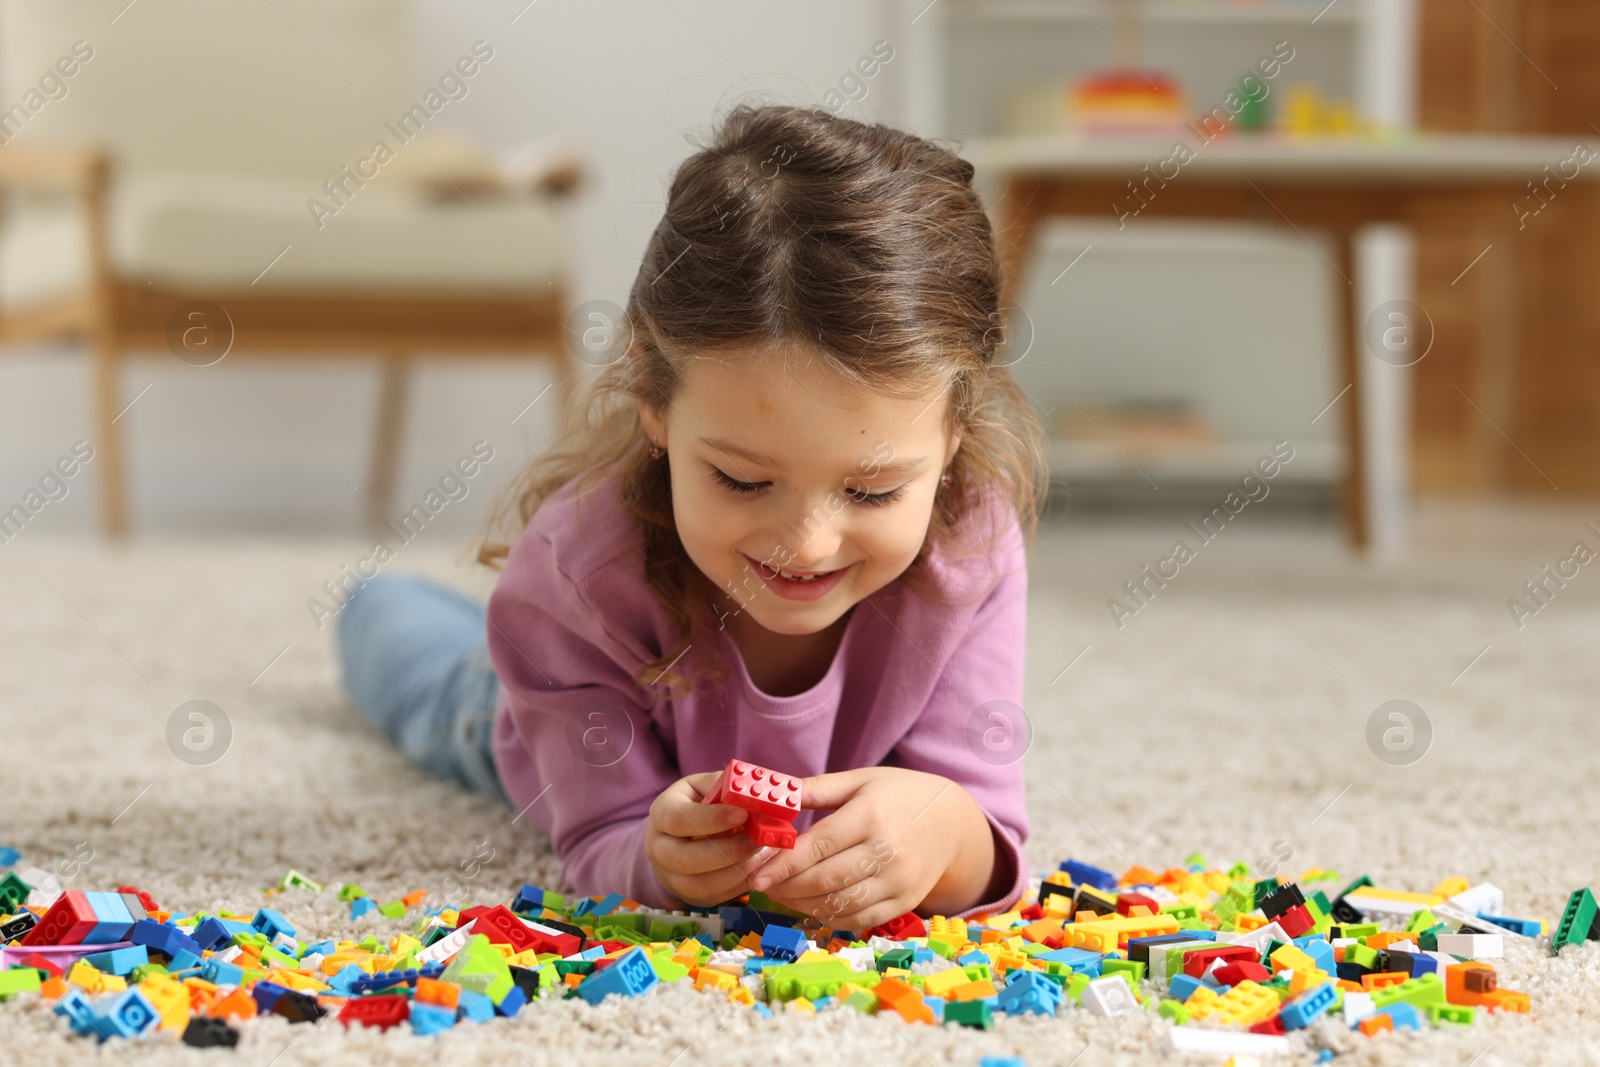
[0,145,110,190]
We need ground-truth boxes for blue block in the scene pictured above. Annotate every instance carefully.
[1408,953,1440,976]
[760,925,808,962]
[302,939,337,957]
[753,1002,774,1018]
[958,951,991,967]
[251,908,294,940]
[350,897,377,920]
[1281,982,1336,1030]
[92,988,158,1040]
[190,917,230,951]
[980,1059,1027,1067]
[494,984,527,1016]
[1297,938,1336,974]
[1060,859,1118,891]
[200,959,245,986]
[1037,946,1103,972]
[1379,1002,1422,1031]
[1168,974,1204,1002]
[54,987,97,1035]
[409,1001,456,1035]
[922,995,945,1021]
[509,884,545,914]
[997,971,1061,1016]
[250,981,291,1013]
[129,919,202,961]
[456,989,495,1023]
[86,946,149,976]
[910,946,935,964]
[576,946,660,1006]
[327,964,366,996]
[742,957,777,973]
[82,892,134,945]
[593,893,625,915]
[1480,913,1542,938]
[0,846,20,868]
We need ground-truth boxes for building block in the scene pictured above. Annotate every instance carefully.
[761,925,808,962]
[339,995,410,1030]
[21,891,98,946]
[703,759,802,821]
[576,946,660,1006]
[1553,889,1598,954]
[181,1017,240,1048]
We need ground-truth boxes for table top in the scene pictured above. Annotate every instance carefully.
[964,131,1598,183]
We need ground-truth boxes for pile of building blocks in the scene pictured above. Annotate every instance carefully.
[702,758,803,850]
[0,846,1583,1053]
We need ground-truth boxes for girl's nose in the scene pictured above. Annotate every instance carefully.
[777,493,846,565]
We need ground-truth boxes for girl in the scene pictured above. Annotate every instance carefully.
[339,103,1048,929]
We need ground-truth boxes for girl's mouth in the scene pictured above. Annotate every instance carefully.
[744,555,850,601]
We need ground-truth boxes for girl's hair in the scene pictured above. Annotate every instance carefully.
[478,103,1049,698]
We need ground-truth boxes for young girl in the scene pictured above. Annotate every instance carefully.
[338,103,1048,930]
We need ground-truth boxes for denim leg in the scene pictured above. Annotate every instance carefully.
[337,572,509,806]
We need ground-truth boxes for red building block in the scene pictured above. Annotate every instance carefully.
[338,995,410,1030]
[21,891,97,946]
[1250,1014,1287,1035]
[703,759,801,822]
[743,812,797,850]
[1117,892,1160,916]
[1214,961,1272,987]
[865,912,928,940]
[1181,944,1258,978]
[468,905,537,953]
[1276,904,1314,938]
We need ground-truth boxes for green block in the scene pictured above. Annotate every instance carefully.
[356,935,383,953]
[129,963,170,983]
[1336,874,1373,900]
[442,936,513,1004]
[0,966,42,999]
[258,946,298,969]
[719,932,743,951]
[944,999,993,1029]
[0,871,32,912]
[1157,998,1189,1024]
[1427,1003,1475,1025]
[537,963,559,991]
[1372,973,1446,1011]
[1418,924,1449,952]
[377,900,406,920]
[1066,972,1091,1004]
[1345,944,1379,970]
[1161,904,1199,923]
[554,959,595,977]
[1340,923,1380,940]
[1404,910,1437,934]
[765,960,879,1002]
[593,925,649,945]
[875,948,913,973]
[961,962,992,983]
[1305,893,1329,922]
[230,932,268,950]
[1103,959,1146,986]
[278,869,323,893]
[1226,862,1251,881]
[650,956,690,983]
[926,937,958,959]
[1183,853,1207,869]
[843,990,878,1014]
[337,884,367,902]
[1554,889,1598,953]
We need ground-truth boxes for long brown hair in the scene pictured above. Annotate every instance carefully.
[478,104,1048,698]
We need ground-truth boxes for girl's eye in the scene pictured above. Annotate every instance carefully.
[710,467,767,494]
[846,484,907,508]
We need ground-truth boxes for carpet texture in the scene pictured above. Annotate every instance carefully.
[4,517,1599,1065]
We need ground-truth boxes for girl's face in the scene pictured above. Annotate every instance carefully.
[639,348,961,637]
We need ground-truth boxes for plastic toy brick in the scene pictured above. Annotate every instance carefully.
[703,759,802,822]
[0,966,42,999]
[1279,981,1334,1029]
[944,998,993,1028]
[1553,888,1599,953]
[865,912,927,940]
[1061,859,1118,891]
[876,976,935,1022]
[180,1017,239,1048]
[576,946,659,1006]
[21,891,98,946]
[759,925,808,962]
[741,811,798,849]
[339,994,411,1030]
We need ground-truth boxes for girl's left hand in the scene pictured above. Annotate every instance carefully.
[745,766,996,930]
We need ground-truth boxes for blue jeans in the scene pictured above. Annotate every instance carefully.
[337,573,510,806]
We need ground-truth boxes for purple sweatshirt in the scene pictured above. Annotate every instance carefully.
[486,466,1031,918]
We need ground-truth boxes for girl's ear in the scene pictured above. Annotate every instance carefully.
[944,432,963,467]
[638,398,665,446]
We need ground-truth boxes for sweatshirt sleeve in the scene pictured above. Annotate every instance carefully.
[882,516,1031,919]
[485,529,682,908]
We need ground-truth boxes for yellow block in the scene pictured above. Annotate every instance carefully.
[694,969,736,992]
[795,950,832,965]
[786,997,816,1015]
[1431,877,1470,898]
[66,961,104,993]
[922,969,968,997]
[1212,980,1279,1027]
[1287,968,1330,996]
[1184,985,1223,1022]
[1348,887,1444,906]
[1269,945,1315,974]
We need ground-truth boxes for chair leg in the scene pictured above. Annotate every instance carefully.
[368,352,410,533]
[92,330,129,537]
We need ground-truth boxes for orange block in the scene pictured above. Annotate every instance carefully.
[401,890,427,907]
[875,977,935,1023]
[1336,979,1364,992]
[1020,918,1067,943]
[1357,1014,1395,1037]
[1234,914,1267,931]
[1361,972,1408,991]
[1481,988,1530,1013]
[1366,932,1412,951]
[947,979,998,1002]
[416,977,459,1009]
[1120,865,1160,885]
[212,988,258,1021]
[39,977,68,1000]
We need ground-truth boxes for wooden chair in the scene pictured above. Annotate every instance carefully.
[0,0,580,534]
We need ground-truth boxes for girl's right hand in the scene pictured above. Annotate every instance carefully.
[646,772,768,907]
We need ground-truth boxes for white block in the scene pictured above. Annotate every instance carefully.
[1084,975,1140,1018]
[1342,991,1375,1023]
[1216,922,1291,953]
[1347,892,1430,917]
[836,946,875,972]
[1164,1028,1291,1056]
[1436,933,1503,959]
[415,919,476,963]
[1448,882,1504,918]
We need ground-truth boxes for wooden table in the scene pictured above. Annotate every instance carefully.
[967,131,1597,549]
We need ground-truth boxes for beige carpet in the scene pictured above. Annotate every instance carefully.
[4,515,1599,1065]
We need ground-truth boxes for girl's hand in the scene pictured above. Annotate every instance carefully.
[645,772,770,907]
[745,767,999,931]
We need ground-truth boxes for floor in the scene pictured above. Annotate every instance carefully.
[3,506,1599,1064]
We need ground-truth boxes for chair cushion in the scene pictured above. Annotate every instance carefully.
[0,171,565,308]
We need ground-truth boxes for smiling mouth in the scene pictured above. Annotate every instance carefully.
[749,556,844,583]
